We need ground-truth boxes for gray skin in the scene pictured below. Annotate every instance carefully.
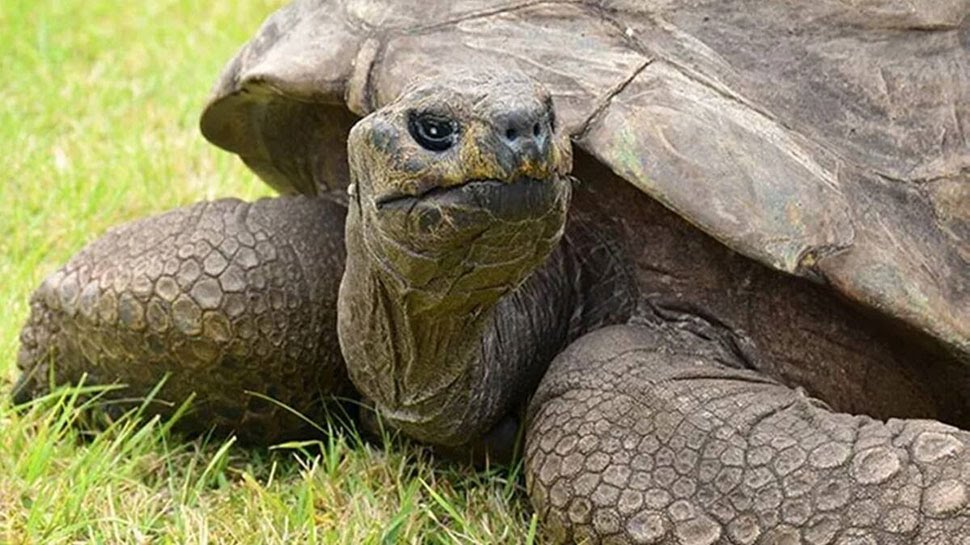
[15,74,970,543]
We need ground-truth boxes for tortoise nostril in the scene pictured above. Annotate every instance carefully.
[498,109,548,156]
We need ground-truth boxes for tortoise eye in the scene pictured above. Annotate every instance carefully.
[408,112,457,152]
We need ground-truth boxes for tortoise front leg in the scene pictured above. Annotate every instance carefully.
[527,325,970,544]
[14,196,351,443]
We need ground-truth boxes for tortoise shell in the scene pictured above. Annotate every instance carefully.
[200,0,970,361]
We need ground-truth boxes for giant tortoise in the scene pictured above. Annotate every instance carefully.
[14,0,970,542]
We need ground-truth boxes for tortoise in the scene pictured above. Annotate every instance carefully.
[13,0,970,542]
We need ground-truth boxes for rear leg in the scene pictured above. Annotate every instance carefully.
[14,196,351,443]
[527,324,970,544]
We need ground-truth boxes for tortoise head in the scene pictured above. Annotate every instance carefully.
[338,72,574,443]
[344,72,573,299]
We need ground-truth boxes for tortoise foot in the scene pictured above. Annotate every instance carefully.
[15,196,351,443]
[527,325,970,544]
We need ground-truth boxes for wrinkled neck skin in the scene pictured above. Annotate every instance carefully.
[337,192,636,448]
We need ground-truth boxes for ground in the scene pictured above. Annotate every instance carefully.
[0,1,535,543]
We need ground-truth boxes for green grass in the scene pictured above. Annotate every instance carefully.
[0,1,535,542]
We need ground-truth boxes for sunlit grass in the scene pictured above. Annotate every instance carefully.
[0,1,534,542]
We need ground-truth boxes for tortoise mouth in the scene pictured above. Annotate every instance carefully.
[373,176,566,223]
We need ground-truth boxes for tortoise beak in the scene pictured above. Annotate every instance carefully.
[374,176,568,224]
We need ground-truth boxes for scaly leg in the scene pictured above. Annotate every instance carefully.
[527,324,970,544]
[15,196,351,443]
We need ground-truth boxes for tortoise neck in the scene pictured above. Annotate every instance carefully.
[337,205,636,447]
